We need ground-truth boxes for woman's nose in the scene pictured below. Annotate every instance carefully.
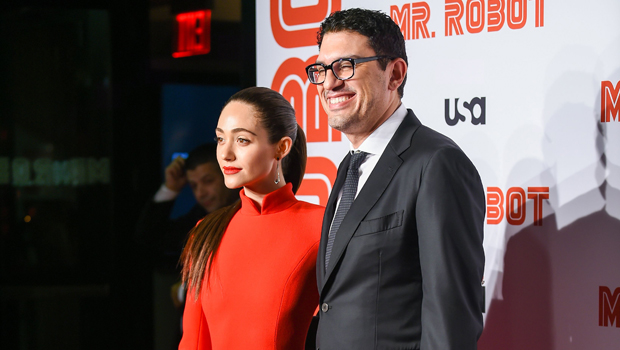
[218,141,234,161]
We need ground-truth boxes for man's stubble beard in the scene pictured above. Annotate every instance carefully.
[328,112,364,136]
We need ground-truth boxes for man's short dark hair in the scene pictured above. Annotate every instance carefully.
[185,143,218,171]
[317,8,408,98]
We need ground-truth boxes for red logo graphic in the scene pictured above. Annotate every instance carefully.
[173,10,211,58]
[599,286,620,327]
[445,0,544,36]
[487,0,505,32]
[486,187,549,226]
[272,57,342,205]
[466,0,485,33]
[270,0,341,48]
[601,81,620,123]
[297,157,338,206]
[390,2,435,40]
[272,56,342,143]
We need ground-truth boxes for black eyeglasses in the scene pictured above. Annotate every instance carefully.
[305,56,392,84]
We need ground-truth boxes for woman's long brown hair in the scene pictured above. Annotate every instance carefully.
[180,87,307,300]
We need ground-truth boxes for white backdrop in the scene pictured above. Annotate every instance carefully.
[257,1,620,348]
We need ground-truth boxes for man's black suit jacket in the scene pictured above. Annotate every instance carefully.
[315,110,485,349]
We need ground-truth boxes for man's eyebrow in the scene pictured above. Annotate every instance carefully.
[316,55,363,64]
[216,127,257,136]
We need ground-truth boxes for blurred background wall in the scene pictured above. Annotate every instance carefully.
[0,0,254,349]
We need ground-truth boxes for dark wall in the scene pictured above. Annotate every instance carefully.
[0,1,255,349]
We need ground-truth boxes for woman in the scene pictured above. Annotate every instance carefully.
[179,87,323,350]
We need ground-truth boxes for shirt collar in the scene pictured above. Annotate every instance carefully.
[351,103,408,156]
[239,183,298,215]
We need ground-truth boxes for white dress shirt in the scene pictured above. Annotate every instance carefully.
[153,183,180,202]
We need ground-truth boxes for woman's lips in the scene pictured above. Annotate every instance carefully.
[222,166,241,175]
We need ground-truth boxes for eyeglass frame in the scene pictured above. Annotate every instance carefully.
[305,56,393,85]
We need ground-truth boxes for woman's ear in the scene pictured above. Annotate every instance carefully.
[276,136,293,160]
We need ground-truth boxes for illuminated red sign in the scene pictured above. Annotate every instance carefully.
[173,10,211,58]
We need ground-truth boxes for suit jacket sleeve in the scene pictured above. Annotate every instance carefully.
[135,199,206,255]
[179,288,212,350]
[416,147,485,349]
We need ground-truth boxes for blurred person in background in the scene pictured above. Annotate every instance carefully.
[135,143,239,266]
[135,143,238,343]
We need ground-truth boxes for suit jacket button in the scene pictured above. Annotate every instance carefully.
[321,303,329,313]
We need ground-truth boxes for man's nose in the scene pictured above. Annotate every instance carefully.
[195,184,207,198]
[322,68,343,91]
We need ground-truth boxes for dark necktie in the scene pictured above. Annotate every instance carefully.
[325,151,368,270]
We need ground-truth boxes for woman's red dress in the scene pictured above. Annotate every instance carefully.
[180,183,323,350]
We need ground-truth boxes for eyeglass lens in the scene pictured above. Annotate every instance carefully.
[308,59,355,84]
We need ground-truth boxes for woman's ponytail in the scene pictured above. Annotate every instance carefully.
[180,200,241,300]
[282,124,307,194]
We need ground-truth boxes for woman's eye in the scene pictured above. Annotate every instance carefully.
[237,137,250,144]
[215,136,224,143]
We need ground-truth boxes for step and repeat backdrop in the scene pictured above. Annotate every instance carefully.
[257,0,620,348]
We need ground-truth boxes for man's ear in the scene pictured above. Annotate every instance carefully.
[388,58,407,92]
[276,136,293,159]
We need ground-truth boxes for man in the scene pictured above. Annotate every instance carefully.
[135,143,238,299]
[307,9,485,349]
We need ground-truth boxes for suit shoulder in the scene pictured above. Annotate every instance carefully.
[415,124,460,149]
[405,124,467,161]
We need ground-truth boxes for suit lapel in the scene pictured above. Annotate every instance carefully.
[320,150,402,289]
[319,110,422,292]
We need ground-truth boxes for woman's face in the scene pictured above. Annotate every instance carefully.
[215,101,280,194]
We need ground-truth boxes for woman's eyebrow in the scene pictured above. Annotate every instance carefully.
[216,127,257,136]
